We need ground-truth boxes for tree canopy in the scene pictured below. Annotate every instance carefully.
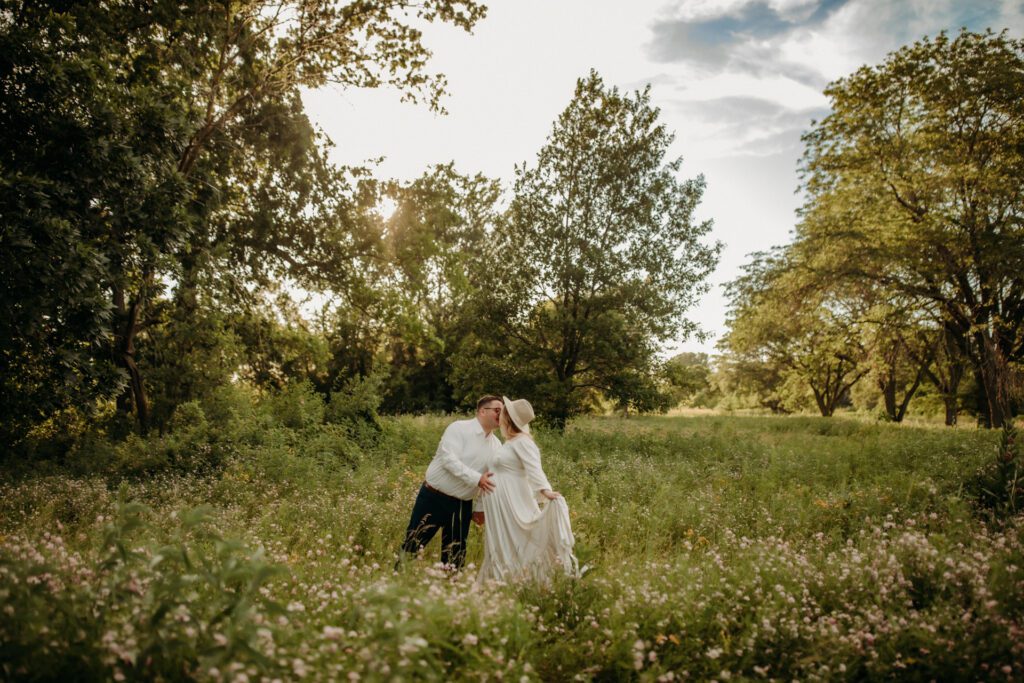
[9,6,1020,450]
[721,29,1024,426]
[797,29,1024,426]
[454,71,720,426]
[0,0,485,439]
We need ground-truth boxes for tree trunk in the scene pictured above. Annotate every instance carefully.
[548,405,569,431]
[975,369,992,429]
[811,386,831,417]
[894,366,925,423]
[545,373,575,431]
[922,327,963,427]
[812,360,864,417]
[121,352,150,433]
[941,362,962,427]
[975,332,1010,429]
[879,372,897,421]
[113,277,152,434]
[944,396,958,427]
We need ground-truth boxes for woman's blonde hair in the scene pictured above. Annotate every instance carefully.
[499,409,523,440]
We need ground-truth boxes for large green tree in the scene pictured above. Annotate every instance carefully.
[455,71,720,426]
[1,3,188,440]
[798,29,1024,427]
[0,0,485,438]
[662,352,720,409]
[378,164,500,413]
[855,297,935,423]
[722,248,869,417]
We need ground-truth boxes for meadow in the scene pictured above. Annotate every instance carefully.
[2,390,1022,681]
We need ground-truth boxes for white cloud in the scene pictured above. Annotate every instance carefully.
[658,0,825,22]
[671,71,827,109]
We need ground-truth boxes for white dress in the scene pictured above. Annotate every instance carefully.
[477,436,579,584]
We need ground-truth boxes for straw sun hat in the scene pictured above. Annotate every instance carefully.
[502,396,535,434]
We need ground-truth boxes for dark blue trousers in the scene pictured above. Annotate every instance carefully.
[399,483,474,568]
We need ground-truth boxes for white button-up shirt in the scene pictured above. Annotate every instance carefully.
[425,417,501,503]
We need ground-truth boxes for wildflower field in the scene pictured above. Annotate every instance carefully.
[2,398,1023,681]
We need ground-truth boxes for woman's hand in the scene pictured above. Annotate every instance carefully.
[541,489,561,500]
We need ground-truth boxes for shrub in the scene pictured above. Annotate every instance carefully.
[326,372,385,446]
[261,380,325,430]
[200,382,259,440]
[967,421,1023,517]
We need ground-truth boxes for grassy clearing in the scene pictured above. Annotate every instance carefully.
[1,412,1021,681]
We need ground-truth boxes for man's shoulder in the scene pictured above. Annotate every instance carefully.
[444,417,477,434]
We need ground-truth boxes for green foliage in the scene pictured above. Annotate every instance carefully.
[967,421,1023,517]
[262,380,326,431]
[722,248,868,416]
[722,30,1024,427]
[456,70,720,426]
[662,352,720,408]
[326,371,385,446]
[848,303,932,423]
[142,294,246,432]
[0,0,488,437]
[0,497,285,681]
[798,29,1024,428]
[377,165,501,414]
[715,352,793,413]
[8,376,393,479]
[234,294,332,392]
[61,402,227,477]
[3,412,1021,680]
[0,1,185,441]
[199,383,261,442]
[317,164,503,416]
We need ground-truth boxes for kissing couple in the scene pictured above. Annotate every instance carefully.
[397,395,579,584]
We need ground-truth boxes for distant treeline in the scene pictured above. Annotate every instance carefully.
[0,1,719,450]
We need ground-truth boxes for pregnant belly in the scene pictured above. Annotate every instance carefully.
[483,473,542,526]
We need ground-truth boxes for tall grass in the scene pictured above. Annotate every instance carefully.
[1,407,1021,681]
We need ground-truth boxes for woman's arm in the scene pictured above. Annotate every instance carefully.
[514,438,554,496]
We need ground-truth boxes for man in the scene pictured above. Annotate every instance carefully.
[396,395,502,569]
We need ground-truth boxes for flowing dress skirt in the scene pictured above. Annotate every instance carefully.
[477,467,579,584]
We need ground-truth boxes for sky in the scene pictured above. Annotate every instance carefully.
[301,0,1024,356]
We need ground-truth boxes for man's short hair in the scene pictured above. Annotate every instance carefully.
[476,395,503,411]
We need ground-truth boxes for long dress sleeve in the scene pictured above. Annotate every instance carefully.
[513,438,552,496]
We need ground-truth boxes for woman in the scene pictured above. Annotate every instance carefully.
[477,396,579,584]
